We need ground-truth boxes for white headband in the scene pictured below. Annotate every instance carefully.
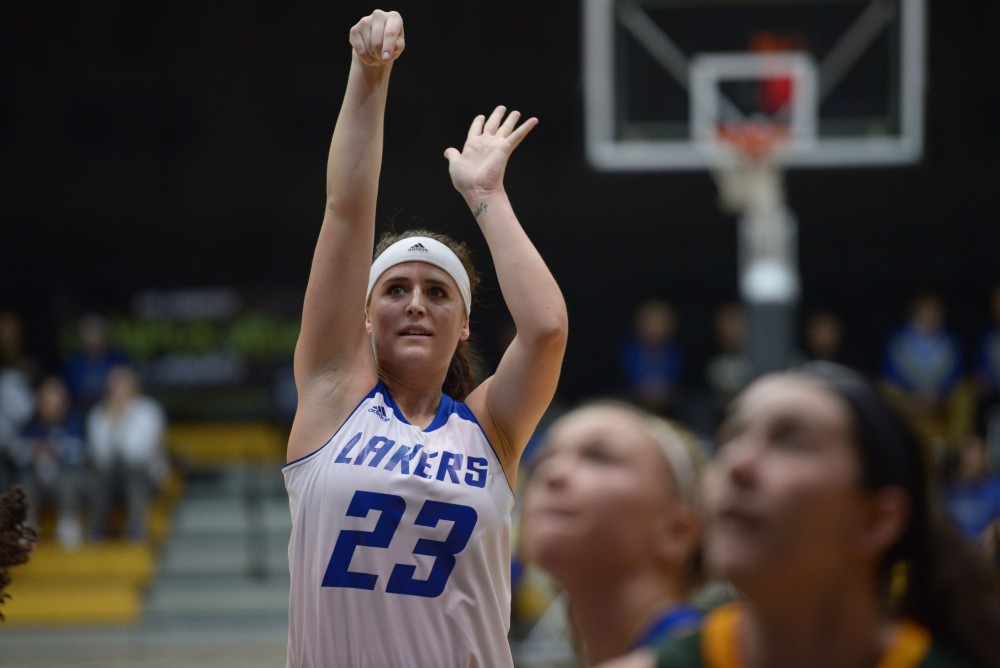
[643,418,701,507]
[366,236,471,316]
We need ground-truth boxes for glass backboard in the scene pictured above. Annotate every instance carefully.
[583,0,926,170]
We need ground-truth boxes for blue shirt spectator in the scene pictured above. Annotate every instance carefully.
[62,313,129,411]
[944,436,1000,540]
[881,301,964,400]
[620,299,683,417]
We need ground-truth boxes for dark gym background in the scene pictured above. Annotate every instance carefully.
[2,1,998,406]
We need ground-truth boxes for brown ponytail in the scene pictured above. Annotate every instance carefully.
[444,340,485,402]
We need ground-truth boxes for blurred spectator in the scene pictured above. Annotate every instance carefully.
[62,313,128,412]
[0,312,40,490]
[879,291,973,452]
[802,309,848,365]
[13,376,86,549]
[703,302,752,430]
[0,311,39,381]
[0,370,34,492]
[943,433,1000,543]
[974,284,1000,452]
[86,365,168,541]
[620,299,682,417]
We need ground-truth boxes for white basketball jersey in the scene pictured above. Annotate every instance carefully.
[283,382,515,668]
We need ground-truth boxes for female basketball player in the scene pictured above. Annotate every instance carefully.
[602,362,1000,668]
[520,402,704,664]
[283,10,567,667]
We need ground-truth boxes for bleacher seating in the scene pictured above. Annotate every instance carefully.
[2,421,284,626]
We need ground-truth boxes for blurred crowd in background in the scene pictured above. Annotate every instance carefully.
[3,282,1000,557]
[0,311,168,549]
[610,286,1000,556]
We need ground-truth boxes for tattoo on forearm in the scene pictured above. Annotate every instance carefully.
[473,202,489,218]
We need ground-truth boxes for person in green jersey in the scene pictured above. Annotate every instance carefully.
[601,362,1000,668]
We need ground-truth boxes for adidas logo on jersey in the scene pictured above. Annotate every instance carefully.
[367,405,390,422]
[407,242,429,252]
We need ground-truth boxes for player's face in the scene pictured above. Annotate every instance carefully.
[521,406,679,583]
[366,262,469,372]
[704,375,871,594]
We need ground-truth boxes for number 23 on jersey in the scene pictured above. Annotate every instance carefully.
[322,490,478,598]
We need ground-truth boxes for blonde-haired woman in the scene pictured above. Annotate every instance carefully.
[521,402,704,665]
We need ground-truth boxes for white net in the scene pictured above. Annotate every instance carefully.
[711,125,799,304]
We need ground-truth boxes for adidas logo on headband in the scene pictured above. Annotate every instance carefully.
[367,236,472,316]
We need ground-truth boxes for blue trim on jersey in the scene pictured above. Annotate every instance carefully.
[376,380,455,432]
[630,605,703,650]
[426,392,459,432]
[378,380,514,498]
[431,391,515,498]
[378,380,414,427]
[283,381,516,497]
[281,385,381,470]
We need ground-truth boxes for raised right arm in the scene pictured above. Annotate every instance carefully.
[289,12,404,458]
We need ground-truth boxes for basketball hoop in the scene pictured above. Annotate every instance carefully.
[712,119,800,310]
[717,120,790,164]
[712,120,789,217]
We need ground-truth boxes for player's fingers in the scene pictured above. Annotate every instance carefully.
[443,147,460,163]
[467,114,486,140]
[507,116,538,150]
[483,106,506,134]
[357,19,378,63]
[379,11,405,61]
[391,34,405,60]
[367,13,387,62]
[349,28,376,65]
[498,109,521,137]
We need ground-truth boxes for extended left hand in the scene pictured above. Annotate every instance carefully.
[444,106,537,198]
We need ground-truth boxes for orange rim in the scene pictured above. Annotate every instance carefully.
[716,121,790,161]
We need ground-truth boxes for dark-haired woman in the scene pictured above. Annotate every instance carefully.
[603,362,1000,668]
[282,10,567,667]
